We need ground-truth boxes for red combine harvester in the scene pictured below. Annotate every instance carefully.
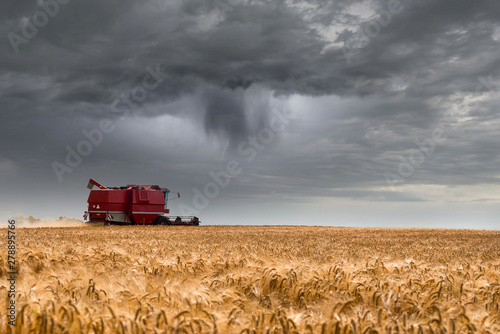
[83,179,200,226]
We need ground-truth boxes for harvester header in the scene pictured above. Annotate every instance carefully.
[83,179,200,226]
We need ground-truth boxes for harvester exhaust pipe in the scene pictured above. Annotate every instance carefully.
[87,178,107,190]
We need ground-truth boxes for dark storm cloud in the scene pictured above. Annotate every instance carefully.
[3,0,500,96]
[2,1,498,113]
[0,0,499,222]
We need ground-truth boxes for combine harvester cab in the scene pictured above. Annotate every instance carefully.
[83,178,200,226]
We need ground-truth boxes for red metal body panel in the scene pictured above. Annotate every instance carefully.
[130,188,167,225]
[88,189,131,222]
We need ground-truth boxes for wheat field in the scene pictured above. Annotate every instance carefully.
[0,226,499,333]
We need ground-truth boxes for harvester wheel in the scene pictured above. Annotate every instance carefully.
[106,221,111,226]
[153,216,166,226]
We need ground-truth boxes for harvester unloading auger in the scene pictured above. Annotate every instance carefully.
[83,179,200,226]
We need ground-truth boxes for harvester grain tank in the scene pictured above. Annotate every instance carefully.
[83,178,200,226]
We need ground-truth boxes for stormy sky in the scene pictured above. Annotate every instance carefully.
[1,0,499,228]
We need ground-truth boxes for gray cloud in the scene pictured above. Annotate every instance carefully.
[0,0,499,227]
